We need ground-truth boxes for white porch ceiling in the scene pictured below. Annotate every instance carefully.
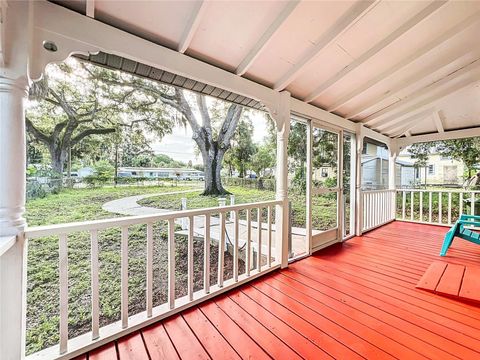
[50,0,480,139]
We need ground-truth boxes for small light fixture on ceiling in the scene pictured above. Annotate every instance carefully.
[43,41,58,52]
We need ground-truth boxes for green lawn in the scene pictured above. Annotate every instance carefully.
[25,183,337,354]
[25,185,206,354]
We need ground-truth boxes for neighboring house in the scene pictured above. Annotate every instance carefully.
[361,155,416,189]
[361,140,417,189]
[397,151,466,186]
[118,167,204,180]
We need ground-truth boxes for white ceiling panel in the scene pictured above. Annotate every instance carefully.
[49,0,480,139]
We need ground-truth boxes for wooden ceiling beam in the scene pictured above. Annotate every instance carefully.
[272,0,376,90]
[304,1,447,103]
[236,1,300,76]
[177,0,208,53]
[432,111,445,133]
[331,12,480,115]
[363,58,480,126]
[86,0,95,18]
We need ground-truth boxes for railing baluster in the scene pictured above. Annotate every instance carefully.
[246,209,251,276]
[59,233,68,354]
[428,192,432,223]
[402,191,406,220]
[471,193,475,216]
[410,191,414,221]
[267,206,272,267]
[368,193,371,229]
[257,208,262,271]
[438,192,442,224]
[419,191,423,222]
[188,216,194,301]
[204,214,210,294]
[121,226,128,328]
[233,210,239,282]
[218,212,225,287]
[90,230,99,339]
[146,223,153,317]
[459,192,464,218]
[448,193,452,225]
[167,219,175,309]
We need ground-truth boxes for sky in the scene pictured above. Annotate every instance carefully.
[152,110,270,165]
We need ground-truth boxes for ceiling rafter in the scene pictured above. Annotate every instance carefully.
[398,127,480,147]
[432,111,445,133]
[363,58,480,126]
[343,12,480,118]
[366,77,480,134]
[236,1,300,76]
[86,0,95,18]
[177,0,208,54]
[376,108,434,133]
[303,1,447,103]
[272,0,377,91]
[344,48,480,119]
[385,112,432,137]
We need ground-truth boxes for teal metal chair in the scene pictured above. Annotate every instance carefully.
[440,214,480,256]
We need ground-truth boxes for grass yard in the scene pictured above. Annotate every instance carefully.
[139,186,338,230]
[25,184,243,355]
[25,183,338,354]
[396,191,478,223]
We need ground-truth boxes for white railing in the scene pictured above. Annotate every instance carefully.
[396,189,480,226]
[25,200,281,360]
[362,189,396,232]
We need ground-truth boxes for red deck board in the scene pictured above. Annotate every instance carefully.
[163,314,210,359]
[416,261,448,291]
[182,307,240,360]
[435,263,465,296]
[88,343,117,360]
[459,265,480,303]
[214,295,303,360]
[142,323,180,360]
[117,332,148,360]
[82,222,480,359]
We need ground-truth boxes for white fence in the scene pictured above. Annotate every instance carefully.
[25,200,281,359]
[362,189,396,232]
[396,189,480,226]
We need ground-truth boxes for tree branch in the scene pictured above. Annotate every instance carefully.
[25,117,51,145]
[219,104,243,149]
[71,128,116,146]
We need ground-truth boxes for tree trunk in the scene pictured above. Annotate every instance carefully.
[201,143,229,196]
[49,145,67,178]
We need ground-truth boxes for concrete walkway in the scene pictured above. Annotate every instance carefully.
[102,190,309,257]
[102,189,199,216]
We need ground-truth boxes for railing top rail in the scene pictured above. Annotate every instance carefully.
[25,199,282,239]
[396,189,480,194]
[362,189,396,194]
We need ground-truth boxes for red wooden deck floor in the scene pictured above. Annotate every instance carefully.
[79,222,480,359]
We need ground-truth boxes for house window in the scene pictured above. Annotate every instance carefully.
[428,164,435,175]
[321,168,328,177]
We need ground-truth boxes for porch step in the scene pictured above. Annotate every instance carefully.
[416,261,480,305]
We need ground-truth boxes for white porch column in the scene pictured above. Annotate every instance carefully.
[0,1,30,358]
[389,142,399,220]
[355,125,364,236]
[270,92,290,268]
[0,74,29,360]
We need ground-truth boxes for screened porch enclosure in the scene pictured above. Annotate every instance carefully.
[1,1,480,359]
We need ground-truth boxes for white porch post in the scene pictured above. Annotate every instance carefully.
[270,91,290,268]
[0,2,30,359]
[0,76,28,360]
[355,125,364,236]
[389,142,399,220]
